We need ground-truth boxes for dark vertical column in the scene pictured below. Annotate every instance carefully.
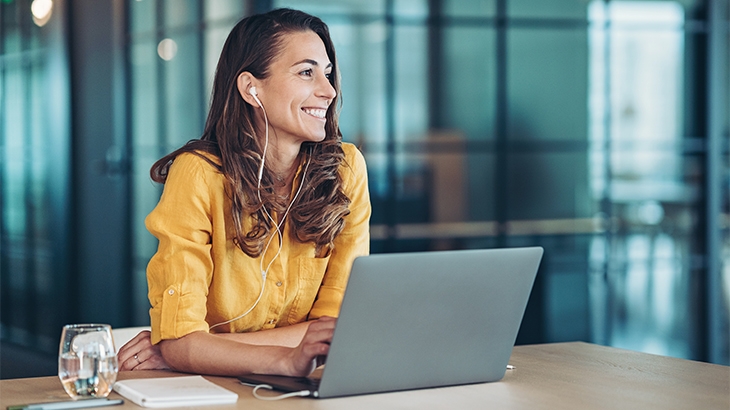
[69,0,130,326]
[705,0,727,365]
[598,0,613,349]
[155,0,168,158]
[428,0,443,130]
[22,0,38,339]
[113,0,132,329]
[384,0,398,251]
[42,0,73,344]
[0,0,8,333]
[494,0,508,247]
[124,0,149,326]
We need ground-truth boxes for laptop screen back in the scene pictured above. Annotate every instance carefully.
[316,246,543,398]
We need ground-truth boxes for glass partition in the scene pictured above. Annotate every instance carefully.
[122,0,727,363]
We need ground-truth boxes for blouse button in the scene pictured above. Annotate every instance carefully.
[276,281,282,287]
[168,289,175,295]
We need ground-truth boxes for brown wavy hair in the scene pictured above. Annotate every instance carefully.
[150,8,350,258]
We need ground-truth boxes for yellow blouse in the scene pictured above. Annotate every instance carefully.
[146,143,371,344]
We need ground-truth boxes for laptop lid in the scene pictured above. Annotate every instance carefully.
[239,246,543,399]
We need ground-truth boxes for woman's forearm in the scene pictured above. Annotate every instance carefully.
[158,318,334,377]
[214,321,312,347]
[159,331,295,376]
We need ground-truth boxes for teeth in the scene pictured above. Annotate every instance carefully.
[303,108,326,119]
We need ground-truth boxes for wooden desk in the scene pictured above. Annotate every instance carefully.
[2,342,728,409]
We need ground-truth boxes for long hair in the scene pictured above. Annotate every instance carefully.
[150,8,350,258]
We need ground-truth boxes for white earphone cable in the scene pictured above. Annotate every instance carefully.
[250,384,312,400]
[210,90,310,331]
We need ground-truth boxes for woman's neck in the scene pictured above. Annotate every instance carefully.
[262,132,303,192]
[272,163,297,188]
[267,152,300,195]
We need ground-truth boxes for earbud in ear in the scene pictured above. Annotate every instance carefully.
[249,86,263,108]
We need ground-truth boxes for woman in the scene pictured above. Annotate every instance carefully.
[118,8,370,377]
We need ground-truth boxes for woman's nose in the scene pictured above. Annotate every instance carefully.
[317,73,336,101]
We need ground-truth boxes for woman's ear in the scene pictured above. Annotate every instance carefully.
[237,72,260,107]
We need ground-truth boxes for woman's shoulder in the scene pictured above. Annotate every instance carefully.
[170,151,222,174]
[339,142,367,189]
[166,151,223,188]
[341,141,360,156]
[340,142,366,170]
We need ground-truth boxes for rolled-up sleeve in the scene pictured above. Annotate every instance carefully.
[146,154,217,344]
[308,143,371,318]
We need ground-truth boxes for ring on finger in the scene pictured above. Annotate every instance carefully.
[134,354,141,364]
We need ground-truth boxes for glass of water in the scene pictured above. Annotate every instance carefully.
[58,324,118,399]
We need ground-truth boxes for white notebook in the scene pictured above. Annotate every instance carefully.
[113,375,238,408]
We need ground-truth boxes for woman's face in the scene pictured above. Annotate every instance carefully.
[256,30,336,150]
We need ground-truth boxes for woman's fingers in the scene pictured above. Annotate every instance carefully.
[117,330,169,371]
[118,331,148,370]
[117,331,150,365]
[303,316,336,341]
[130,344,170,370]
[288,317,336,376]
[120,349,145,371]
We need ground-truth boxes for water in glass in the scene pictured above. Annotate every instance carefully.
[58,324,118,399]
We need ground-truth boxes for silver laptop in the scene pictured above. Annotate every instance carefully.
[238,247,544,398]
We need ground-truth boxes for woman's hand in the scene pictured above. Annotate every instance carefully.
[284,316,336,377]
[118,330,170,371]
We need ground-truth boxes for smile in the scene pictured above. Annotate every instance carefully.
[302,108,327,119]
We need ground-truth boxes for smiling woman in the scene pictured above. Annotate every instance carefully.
[116,8,371,378]
[238,31,337,147]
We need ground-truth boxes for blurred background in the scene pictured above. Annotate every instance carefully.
[1,0,728,378]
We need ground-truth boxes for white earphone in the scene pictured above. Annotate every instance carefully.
[250,86,261,106]
[250,86,267,186]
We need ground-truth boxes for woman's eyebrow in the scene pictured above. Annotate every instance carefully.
[292,58,333,69]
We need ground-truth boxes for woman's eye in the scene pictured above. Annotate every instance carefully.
[300,68,313,77]
[325,72,332,80]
